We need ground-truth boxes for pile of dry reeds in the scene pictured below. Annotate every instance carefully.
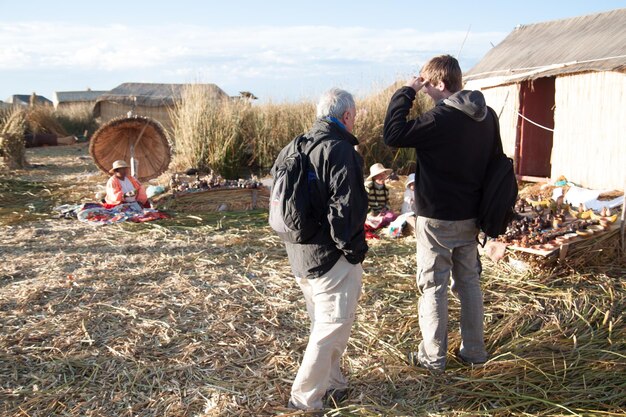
[24,106,68,137]
[0,103,84,170]
[0,109,28,169]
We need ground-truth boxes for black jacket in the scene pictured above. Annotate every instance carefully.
[277,118,368,278]
[384,87,497,220]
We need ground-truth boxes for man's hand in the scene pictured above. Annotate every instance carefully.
[404,76,427,93]
[484,240,507,263]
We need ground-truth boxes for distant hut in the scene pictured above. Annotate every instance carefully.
[464,8,626,190]
[53,89,107,110]
[5,94,53,107]
[237,91,258,102]
[93,83,230,131]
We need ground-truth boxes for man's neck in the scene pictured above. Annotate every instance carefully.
[434,90,453,105]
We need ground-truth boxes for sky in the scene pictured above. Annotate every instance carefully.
[0,0,624,103]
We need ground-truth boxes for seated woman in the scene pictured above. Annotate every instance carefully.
[364,163,397,229]
[105,160,149,207]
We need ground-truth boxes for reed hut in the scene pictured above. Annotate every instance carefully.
[93,83,229,131]
[53,90,107,109]
[5,94,53,107]
[464,8,626,190]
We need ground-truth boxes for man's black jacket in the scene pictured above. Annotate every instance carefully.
[274,118,368,279]
[384,87,497,221]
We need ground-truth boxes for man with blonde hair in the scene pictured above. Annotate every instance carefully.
[384,54,496,371]
[272,88,368,411]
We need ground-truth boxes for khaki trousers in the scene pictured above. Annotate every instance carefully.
[415,216,488,370]
[290,256,363,410]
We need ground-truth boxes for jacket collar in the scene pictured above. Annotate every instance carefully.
[309,117,359,146]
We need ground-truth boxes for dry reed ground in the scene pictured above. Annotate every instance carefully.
[1,145,625,417]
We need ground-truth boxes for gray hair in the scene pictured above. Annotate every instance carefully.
[316,88,355,119]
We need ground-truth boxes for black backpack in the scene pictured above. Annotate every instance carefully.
[477,108,518,246]
[268,135,326,243]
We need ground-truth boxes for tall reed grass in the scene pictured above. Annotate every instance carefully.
[354,81,430,173]
[54,103,99,137]
[170,82,431,178]
[171,86,250,178]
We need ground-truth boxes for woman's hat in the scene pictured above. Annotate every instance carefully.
[405,173,416,189]
[366,163,392,180]
[109,159,129,174]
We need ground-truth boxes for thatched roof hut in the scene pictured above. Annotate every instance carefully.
[93,83,229,131]
[53,90,107,109]
[464,8,626,190]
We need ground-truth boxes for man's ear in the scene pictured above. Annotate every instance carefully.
[436,81,446,91]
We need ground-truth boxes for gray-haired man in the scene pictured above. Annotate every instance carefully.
[272,88,368,411]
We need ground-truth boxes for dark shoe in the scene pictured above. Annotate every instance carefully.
[406,351,420,366]
[455,351,487,367]
[324,388,349,407]
[406,351,444,373]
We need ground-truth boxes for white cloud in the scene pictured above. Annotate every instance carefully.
[0,21,507,100]
[0,22,505,74]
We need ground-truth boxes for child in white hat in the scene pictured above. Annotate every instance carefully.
[388,173,417,238]
[364,163,392,214]
[401,173,416,214]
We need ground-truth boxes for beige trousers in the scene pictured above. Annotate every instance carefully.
[290,256,363,410]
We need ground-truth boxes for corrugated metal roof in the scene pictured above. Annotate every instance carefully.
[465,8,626,85]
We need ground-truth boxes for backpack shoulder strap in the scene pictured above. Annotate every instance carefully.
[487,107,504,158]
[301,135,329,157]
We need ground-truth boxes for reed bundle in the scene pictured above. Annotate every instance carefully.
[0,109,28,169]
[155,187,270,213]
